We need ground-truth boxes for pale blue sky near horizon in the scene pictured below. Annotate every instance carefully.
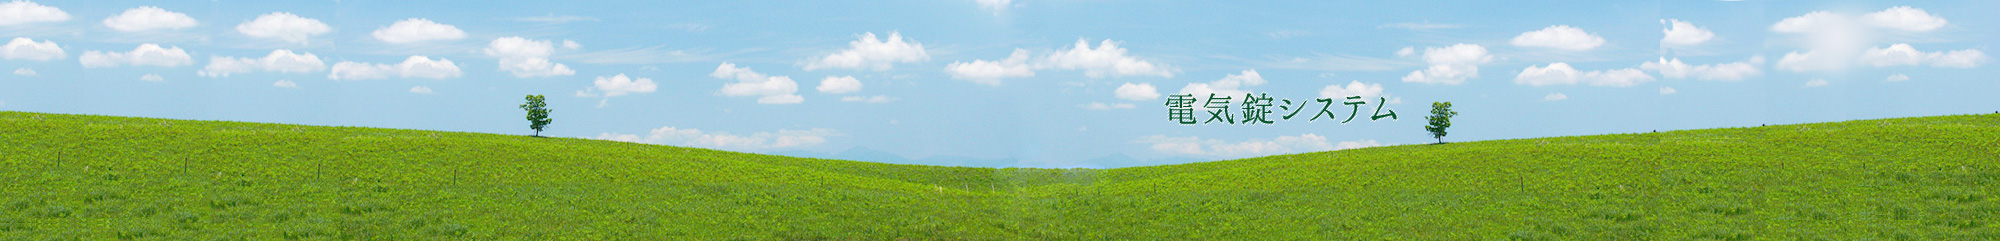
[1,0,1994,168]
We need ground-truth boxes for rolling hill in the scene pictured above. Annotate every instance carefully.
[1,111,1995,240]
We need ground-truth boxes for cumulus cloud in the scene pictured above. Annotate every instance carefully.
[712,62,802,104]
[841,95,896,103]
[594,126,840,151]
[1661,19,1714,46]
[572,74,657,98]
[1864,6,1948,32]
[0,1,69,26]
[1511,25,1605,51]
[1858,43,1986,68]
[103,6,196,31]
[484,37,576,78]
[804,32,928,71]
[2,37,63,61]
[1040,39,1175,78]
[1886,74,1910,82]
[79,44,192,68]
[1769,6,1970,72]
[235,12,331,44]
[946,39,1176,85]
[327,56,462,80]
[1639,56,1763,81]
[1515,63,1654,87]
[1177,69,1266,98]
[1659,87,1676,95]
[1134,134,1380,158]
[1401,44,1492,85]
[409,86,433,94]
[1319,80,1384,99]
[1114,82,1160,101]
[1544,93,1568,101]
[944,49,1035,85]
[197,50,326,77]
[139,74,163,82]
[11,67,31,76]
[816,75,862,94]
[273,80,298,88]
[371,18,466,44]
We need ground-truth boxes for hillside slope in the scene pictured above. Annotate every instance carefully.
[1,111,1995,240]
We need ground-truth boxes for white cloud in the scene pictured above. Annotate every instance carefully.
[574,74,657,97]
[1401,44,1491,85]
[139,74,163,82]
[561,40,581,50]
[0,1,68,26]
[1661,19,1714,46]
[11,67,32,76]
[198,50,326,77]
[947,39,1177,84]
[594,126,840,151]
[712,62,802,104]
[484,37,576,78]
[944,48,1034,85]
[1659,87,1676,95]
[79,44,192,68]
[1080,102,1136,110]
[1886,74,1910,82]
[2,37,63,61]
[1134,134,1380,158]
[235,12,331,44]
[1040,39,1175,78]
[976,0,1011,12]
[1859,44,1986,68]
[816,75,862,94]
[1864,6,1948,32]
[1544,93,1568,101]
[1511,25,1605,51]
[804,32,929,71]
[1773,50,1843,72]
[841,95,896,103]
[1770,7,1962,72]
[1640,56,1763,81]
[273,80,297,88]
[1114,82,1160,101]
[327,55,463,80]
[103,6,196,31]
[1177,69,1266,98]
[371,18,465,44]
[409,86,433,94]
[1395,47,1415,57]
[1804,79,1828,87]
[1319,80,1384,99]
[1514,62,1654,87]
[1772,11,1845,33]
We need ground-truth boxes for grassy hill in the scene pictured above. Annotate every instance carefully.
[1,111,1996,240]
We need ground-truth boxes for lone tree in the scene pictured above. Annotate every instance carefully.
[1424,101,1457,144]
[520,95,552,137]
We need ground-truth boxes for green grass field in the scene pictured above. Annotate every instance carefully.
[2,111,1996,240]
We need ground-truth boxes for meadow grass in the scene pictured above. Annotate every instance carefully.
[1,111,1995,240]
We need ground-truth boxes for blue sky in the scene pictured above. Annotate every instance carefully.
[1,0,1994,168]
